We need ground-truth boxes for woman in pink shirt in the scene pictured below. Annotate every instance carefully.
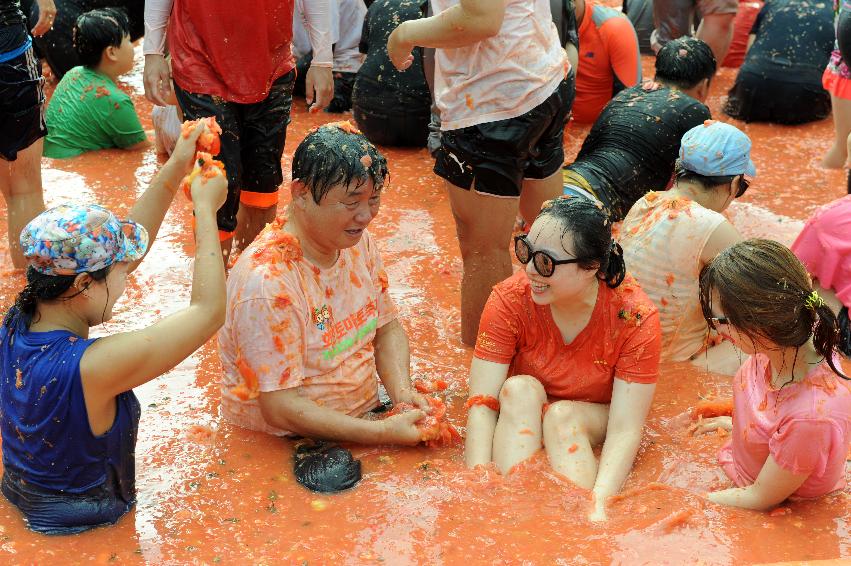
[695,239,851,510]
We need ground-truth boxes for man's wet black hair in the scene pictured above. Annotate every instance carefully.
[292,122,389,204]
[73,8,131,68]
[655,37,716,91]
[536,196,626,288]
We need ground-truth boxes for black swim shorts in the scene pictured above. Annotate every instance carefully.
[0,28,46,162]
[433,72,575,198]
[174,70,296,235]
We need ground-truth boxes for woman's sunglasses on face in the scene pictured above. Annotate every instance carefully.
[514,235,583,278]
[734,176,750,198]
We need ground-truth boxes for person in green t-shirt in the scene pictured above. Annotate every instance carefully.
[43,8,149,159]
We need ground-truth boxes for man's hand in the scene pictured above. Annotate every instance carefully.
[31,0,57,37]
[380,410,426,445]
[397,387,431,412]
[144,54,173,107]
[305,65,333,113]
[387,22,415,70]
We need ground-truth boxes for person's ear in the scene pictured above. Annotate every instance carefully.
[104,45,119,63]
[73,273,93,293]
[291,179,311,210]
[696,78,711,102]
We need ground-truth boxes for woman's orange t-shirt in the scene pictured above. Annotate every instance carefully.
[474,270,662,403]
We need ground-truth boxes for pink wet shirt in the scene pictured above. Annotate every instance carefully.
[718,354,851,499]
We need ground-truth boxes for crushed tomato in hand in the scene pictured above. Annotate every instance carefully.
[181,116,223,156]
[180,151,226,201]
[386,397,461,448]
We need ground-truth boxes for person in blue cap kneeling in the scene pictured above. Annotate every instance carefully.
[619,119,756,375]
[0,123,227,535]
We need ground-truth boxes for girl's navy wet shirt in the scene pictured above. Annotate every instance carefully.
[0,314,140,500]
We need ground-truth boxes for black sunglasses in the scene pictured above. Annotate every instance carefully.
[734,176,750,199]
[708,315,730,326]
[514,235,583,277]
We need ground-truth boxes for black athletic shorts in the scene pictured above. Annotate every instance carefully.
[433,73,575,198]
[0,28,46,162]
[174,70,295,234]
[724,71,831,125]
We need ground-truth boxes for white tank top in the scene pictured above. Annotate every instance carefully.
[620,192,727,361]
[432,0,567,131]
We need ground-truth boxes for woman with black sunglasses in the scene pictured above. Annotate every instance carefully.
[620,120,753,375]
[464,196,661,522]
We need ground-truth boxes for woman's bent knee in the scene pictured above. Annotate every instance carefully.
[499,375,546,413]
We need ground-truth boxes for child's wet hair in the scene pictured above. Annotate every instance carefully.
[292,122,389,204]
[655,37,716,90]
[73,7,131,68]
[3,266,111,329]
[699,239,849,379]
[674,159,737,189]
[536,196,626,288]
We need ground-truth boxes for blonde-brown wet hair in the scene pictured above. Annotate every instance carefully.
[698,238,848,379]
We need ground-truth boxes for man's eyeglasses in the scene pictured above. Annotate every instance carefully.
[514,235,583,278]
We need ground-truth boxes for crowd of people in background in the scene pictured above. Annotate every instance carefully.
[0,0,849,537]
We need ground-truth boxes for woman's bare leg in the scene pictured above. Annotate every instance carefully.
[492,375,547,473]
[0,139,45,268]
[822,95,851,169]
[543,400,609,489]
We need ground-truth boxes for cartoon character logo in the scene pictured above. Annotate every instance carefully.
[313,304,332,331]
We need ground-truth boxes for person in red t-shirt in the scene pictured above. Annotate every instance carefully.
[465,196,662,522]
[573,0,642,124]
[142,0,334,258]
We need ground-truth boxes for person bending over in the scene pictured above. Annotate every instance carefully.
[465,197,662,522]
[572,0,642,124]
[386,0,572,346]
[724,0,833,124]
[791,194,851,357]
[563,37,715,221]
[219,123,430,445]
[0,123,227,534]
[43,8,149,158]
[621,120,752,374]
[694,240,851,510]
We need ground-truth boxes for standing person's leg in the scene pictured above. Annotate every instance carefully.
[0,140,45,268]
[234,69,296,252]
[695,0,738,64]
[823,95,851,169]
[0,37,47,268]
[445,181,518,346]
[173,83,243,257]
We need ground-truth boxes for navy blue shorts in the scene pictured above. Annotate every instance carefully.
[0,29,46,161]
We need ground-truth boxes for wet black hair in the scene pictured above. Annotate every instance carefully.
[292,122,389,204]
[536,196,626,288]
[3,266,111,329]
[73,7,131,68]
[655,37,716,90]
[674,160,737,188]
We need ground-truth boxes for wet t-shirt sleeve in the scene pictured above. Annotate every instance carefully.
[768,418,835,477]
[231,292,307,394]
[474,286,522,364]
[613,308,661,384]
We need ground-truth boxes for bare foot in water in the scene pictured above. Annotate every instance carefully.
[821,143,847,169]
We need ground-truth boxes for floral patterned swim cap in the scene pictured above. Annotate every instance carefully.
[20,203,149,275]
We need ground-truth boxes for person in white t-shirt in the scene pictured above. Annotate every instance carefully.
[386,0,573,346]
